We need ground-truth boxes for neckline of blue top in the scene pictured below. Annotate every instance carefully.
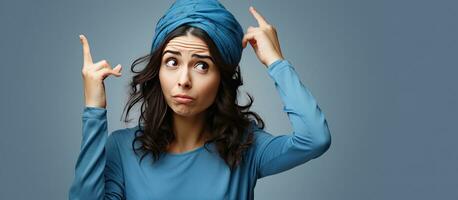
[165,142,214,157]
[131,125,217,157]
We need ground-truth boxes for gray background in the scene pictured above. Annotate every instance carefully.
[1,0,456,199]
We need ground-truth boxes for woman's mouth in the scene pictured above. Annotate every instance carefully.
[173,96,194,104]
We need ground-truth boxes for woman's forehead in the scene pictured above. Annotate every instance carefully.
[164,35,209,54]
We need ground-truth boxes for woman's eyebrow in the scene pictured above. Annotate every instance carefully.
[163,50,215,63]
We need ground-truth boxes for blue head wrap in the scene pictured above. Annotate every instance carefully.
[150,0,244,67]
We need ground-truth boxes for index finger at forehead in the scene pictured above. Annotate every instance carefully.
[79,35,93,64]
[250,6,269,26]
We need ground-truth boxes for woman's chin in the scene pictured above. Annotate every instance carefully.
[171,106,195,117]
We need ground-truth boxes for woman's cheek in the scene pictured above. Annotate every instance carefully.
[200,75,220,105]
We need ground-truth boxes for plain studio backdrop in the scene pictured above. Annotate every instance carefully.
[0,0,456,199]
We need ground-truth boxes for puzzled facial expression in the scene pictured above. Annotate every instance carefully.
[159,34,221,117]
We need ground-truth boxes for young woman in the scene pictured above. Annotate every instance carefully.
[69,0,331,199]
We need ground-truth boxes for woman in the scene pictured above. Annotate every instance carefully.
[69,0,331,199]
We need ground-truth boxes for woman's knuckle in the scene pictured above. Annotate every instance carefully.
[267,24,275,30]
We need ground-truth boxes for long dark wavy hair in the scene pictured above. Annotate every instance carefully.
[121,24,265,171]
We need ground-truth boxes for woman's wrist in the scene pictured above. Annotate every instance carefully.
[265,56,285,68]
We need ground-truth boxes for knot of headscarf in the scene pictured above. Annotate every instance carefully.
[150,0,244,67]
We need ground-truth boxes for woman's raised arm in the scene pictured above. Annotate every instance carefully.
[242,6,331,179]
[69,34,125,199]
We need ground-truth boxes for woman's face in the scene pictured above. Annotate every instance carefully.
[159,34,220,118]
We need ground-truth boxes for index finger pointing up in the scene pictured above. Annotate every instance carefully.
[249,6,269,27]
[79,34,93,65]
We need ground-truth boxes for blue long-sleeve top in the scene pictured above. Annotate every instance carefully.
[68,59,331,200]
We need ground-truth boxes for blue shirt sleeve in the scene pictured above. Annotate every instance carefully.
[253,59,332,179]
[68,107,125,200]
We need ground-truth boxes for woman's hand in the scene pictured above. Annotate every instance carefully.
[242,6,284,67]
[79,34,122,109]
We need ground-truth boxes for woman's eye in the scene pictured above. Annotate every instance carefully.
[195,62,209,71]
[165,58,177,67]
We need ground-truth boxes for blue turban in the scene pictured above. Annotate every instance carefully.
[150,0,244,67]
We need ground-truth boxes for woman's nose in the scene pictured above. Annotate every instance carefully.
[177,67,191,88]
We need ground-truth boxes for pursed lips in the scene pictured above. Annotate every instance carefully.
[173,94,194,104]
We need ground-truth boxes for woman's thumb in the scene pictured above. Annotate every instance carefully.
[113,64,122,76]
[99,65,122,79]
